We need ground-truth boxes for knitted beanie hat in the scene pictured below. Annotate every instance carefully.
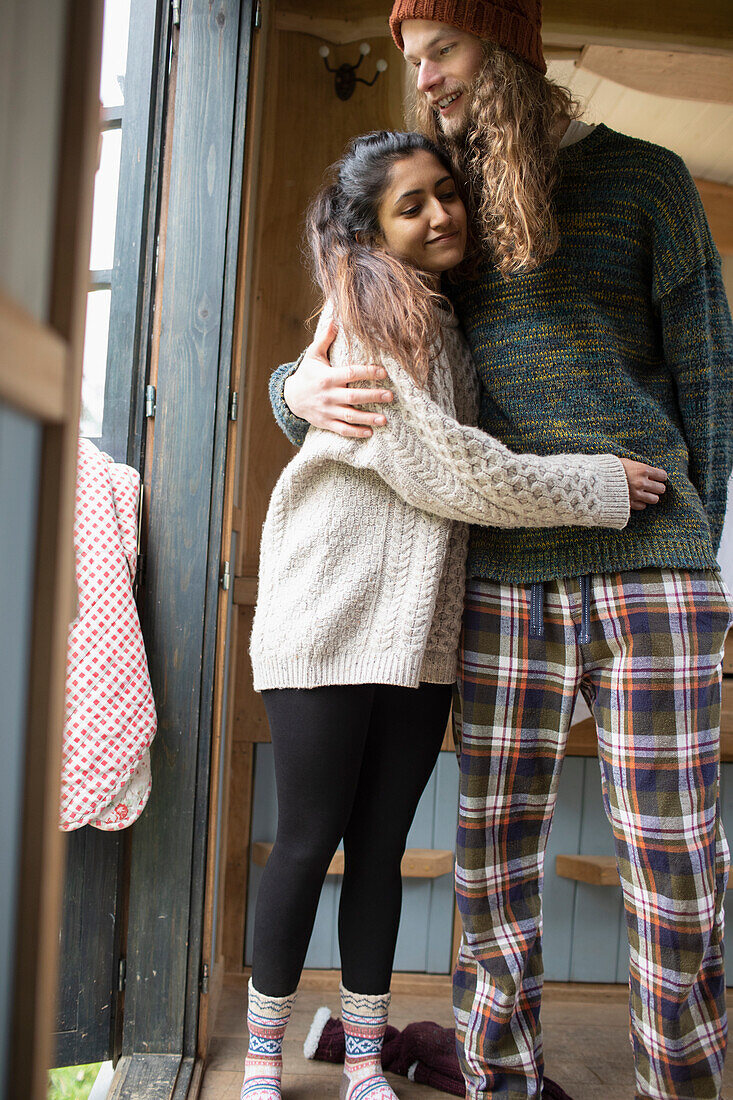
[389,0,546,75]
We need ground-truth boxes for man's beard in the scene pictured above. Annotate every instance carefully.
[435,74,482,147]
[438,102,470,143]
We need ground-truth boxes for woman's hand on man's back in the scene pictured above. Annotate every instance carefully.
[618,458,668,511]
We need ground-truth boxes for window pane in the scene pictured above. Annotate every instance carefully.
[89,129,122,271]
[80,290,112,438]
[99,0,132,108]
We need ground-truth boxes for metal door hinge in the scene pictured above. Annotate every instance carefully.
[134,553,147,594]
[220,561,231,591]
[145,385,157,418]
[200,962,209,994]
[229,391,239,421]
[172,0,181,27]
[118,958,127,993]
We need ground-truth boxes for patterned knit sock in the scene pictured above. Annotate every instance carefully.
[340,984,399,1100]
[241,979,296,1099]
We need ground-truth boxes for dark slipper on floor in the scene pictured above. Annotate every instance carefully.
[542,1078,575,1100]
[304,1010,574,1099]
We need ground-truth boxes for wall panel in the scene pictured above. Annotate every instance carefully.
[0,403,42,1090]
[244,747,458,974]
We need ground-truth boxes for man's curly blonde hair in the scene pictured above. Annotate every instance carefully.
[409,41,579,278]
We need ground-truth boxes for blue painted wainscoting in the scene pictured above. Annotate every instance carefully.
[245,746,733,983]
[543,757,733,986]
[245,745,459,974]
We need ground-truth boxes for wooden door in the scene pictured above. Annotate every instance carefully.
[51,0,170,1069]
[218,0,409,981]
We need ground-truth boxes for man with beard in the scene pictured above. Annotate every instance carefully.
[267,2,733,1097]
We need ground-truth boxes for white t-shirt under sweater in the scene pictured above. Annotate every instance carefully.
[250,308,630,691]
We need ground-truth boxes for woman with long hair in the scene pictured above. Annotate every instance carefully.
[241,130,665,1100]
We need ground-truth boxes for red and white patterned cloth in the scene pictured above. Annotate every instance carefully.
[60,439,157,831]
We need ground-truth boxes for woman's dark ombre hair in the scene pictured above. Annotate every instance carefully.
[306,130,462,385]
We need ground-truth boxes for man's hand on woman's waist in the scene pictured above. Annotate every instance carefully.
[283,320,394,438]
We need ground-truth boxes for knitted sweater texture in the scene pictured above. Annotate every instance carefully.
[251,311,630,691]
[270,126,733,585]
[454,124,733,582]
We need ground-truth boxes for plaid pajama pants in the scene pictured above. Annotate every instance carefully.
[453,569,733,1100]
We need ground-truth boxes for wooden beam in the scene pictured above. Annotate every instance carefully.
[229,967,454,997]
[233,573,258,606]
[298,969,453,996]
[555,854,620,886]
[694,179,733,256]
[0,291,68,422]
[580,46,733,104]
[275,0,733,54]
[542,0,733,55]
[556,852,733,891]
[275,13,388,43]
[198,0,259,1049]
[251,841,454,878]
[545,47,582,63]
[107,1054,185,1100]
[565,717,600,758]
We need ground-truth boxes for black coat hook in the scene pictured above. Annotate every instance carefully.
[319,42,388,101]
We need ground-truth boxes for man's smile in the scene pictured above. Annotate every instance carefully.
[433,90,463,114]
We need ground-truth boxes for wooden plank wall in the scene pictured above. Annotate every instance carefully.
[222,1,407,973]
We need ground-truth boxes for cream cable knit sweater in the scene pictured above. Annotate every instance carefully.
[250,308,630,691]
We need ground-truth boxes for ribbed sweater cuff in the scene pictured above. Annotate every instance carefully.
[269,353,309,447]
[594,454,631,529]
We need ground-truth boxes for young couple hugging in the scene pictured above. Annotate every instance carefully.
[243,3,733,1099]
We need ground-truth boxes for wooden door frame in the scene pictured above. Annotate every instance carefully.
[195,0,260,1057]
[0,1,105,1097]
[107,2,256,1095]
[216,0,733,996]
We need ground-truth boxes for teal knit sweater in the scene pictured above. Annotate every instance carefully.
[270,125,733,584]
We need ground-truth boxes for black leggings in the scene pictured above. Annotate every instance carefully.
[252,682,452,997]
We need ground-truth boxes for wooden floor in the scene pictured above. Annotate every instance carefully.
[201,975,733,1099]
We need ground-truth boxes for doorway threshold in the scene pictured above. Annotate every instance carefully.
[108,1054,202,1100]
